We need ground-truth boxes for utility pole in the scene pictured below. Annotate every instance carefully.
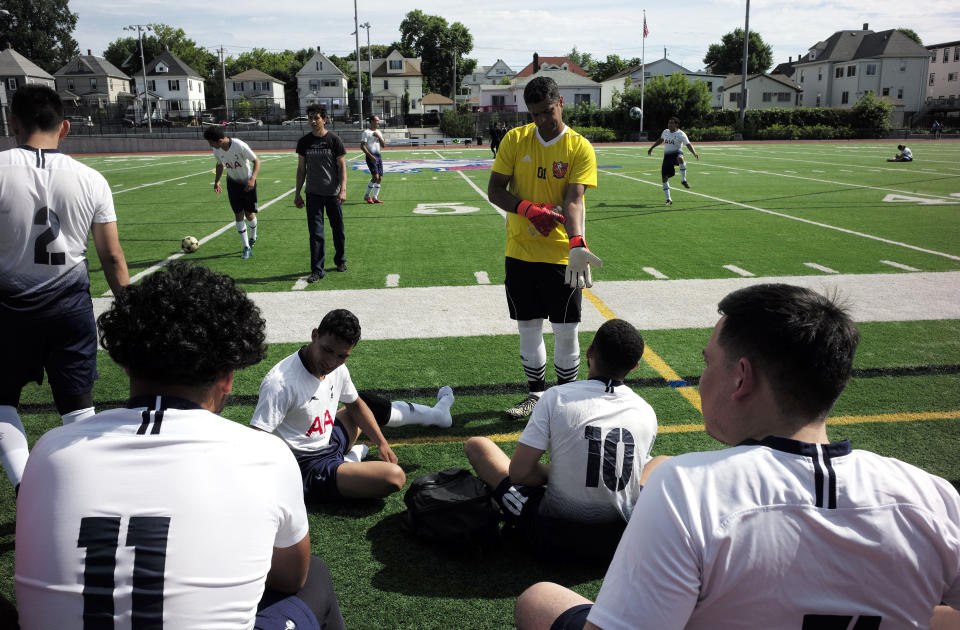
[124,24,153,133]
[739,0,751,131]
[451,48,457,103]
[360,22,372,117]
[352,0,363,124]
[219,46,228,121]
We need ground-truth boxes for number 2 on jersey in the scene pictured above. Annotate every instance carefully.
[34,206,65,265]
[584,426,635,491]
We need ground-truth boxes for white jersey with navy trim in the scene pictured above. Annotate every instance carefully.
[15,395,309,629]
[0,145,116,313]
[518,378,658,522]
[360,128,383,156]
[660,129,689,154]
[588,436,960,630]
[212,137,257,182]
[251,349,359,454]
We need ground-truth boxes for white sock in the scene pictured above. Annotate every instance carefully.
[663,182,671,201]
[518,319,547,391]
[365,182,373,198]
[386,387,455,428]
[61,407,95,425]
[551,322,580,384]
[343,444,369,463]
[236,221,250,248]
[247,216,258,241]
[680,163,687,182]
[372,183,381,199]
[0,405,29,488]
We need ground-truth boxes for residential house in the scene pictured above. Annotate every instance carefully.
[351,49,425,116]
[513,53,589,79]
[478,68,601,113]
[462,59,515,106]
[422,93,454,113]
[227,69,285,120]
[792,24,931,125]
[925,40,960,114]
[720,74,801,110]
[601,57,724,108]
[132,49,206,120]
[295,49,349,118]
[0,47,55,99]
[54,51,131,109]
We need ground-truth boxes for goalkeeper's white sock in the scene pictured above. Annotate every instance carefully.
[518,319,547,392]
[236,221,249,248]
[61,406,95,425]
[247,216,258,241]
[552,322,580,384]
[679,163,687,182]
[365,182,374,199]
[386,387,454,428]
[0,405,29,488]
[663,182,671,201]
[372,183,381,200]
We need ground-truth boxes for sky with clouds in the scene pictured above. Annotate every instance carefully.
[71,0,957,73]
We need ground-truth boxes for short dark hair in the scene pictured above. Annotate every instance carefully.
[591,319,645,378]
[11,85,63,135]
[316,309,361,346]
[307,104,327,119]
[524,76,560,105]
[669,116,680,125]
[97,262,267,386]
[897,144,905,150]
[717,284,859,420]
[203,125,226,142]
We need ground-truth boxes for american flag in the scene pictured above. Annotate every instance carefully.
[643,16,649,38]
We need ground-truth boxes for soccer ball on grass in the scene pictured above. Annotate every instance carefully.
[629,106,643,120]
[181,236,199,253]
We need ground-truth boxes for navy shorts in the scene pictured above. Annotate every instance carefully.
[661,152,683,178]
[0,306,98,400]
[365,154,383,176]
[550,604,592,630]
[295,420,351,501]
[255,595,321,630]
[505,257,582,324]
[226,177,259,214]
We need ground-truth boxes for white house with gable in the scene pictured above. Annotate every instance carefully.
[296,48,349,117]
[132,49,206,120]
[601,57,725,109]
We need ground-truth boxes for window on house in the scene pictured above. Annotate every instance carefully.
[930,73,936,86]
[492,95,505,107]
[800,71,804,82]
[816,94,821,106]
[383,80,389,89]
[90,78,97,89]
[847,65,856,77]
[389,60,403,70]
[405,80,410,89]
[233,82,244,91]
[7,78,16,90]
[882,87,890,96]
[168,80,180,91]
[147,80,155,91]
[309,80,321,91]
[762,92,773,102]
[841,91,849,104]
[866,64,877,75]
[949,73,958,82]
[574,93,591,105]
[900,63,906,72]
[897,88,903,99]
[316,61,322,71]
[955,47,959,61]
[945,49,950,63]
[729,92,737,102]
[835,67,843,78]
[322,80,337,87]
[67,79,74,90]
[931,52,937,63]
[817,70,822,81]
[778,92,791,102]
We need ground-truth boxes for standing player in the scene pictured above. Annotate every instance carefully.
[361,114,386,204]
[294,105,347,282]
[514,284,960,630]
[487,75,602,419]
[16,262,345,629]
[465,319,661,563]
[647,116,699,205]
[252,309,453,502]
[0,85,129,491]
[204,125,261,259]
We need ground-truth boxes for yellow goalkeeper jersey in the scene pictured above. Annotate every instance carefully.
[492,123,597,264]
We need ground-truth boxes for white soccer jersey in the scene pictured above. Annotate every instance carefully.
[519,379,657,523]
[251,349,359,454]
[0,146,116,313]
[212,137,257,182]
[902,147,913,159]
[588,436,960,630]
[660,129,690,154]
[15,396,309,629]
[360,128,383,156]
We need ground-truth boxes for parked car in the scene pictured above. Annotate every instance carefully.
[231,117,263,127]
[282,116,310,126]
[67,115,94,128]
[122,117,173,128]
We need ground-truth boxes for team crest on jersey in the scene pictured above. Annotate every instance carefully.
[553,161,568,178]
[348,159,492,174]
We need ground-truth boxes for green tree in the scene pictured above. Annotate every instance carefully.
[621,73,711,132]
[850,90,892,136]
[896,28,922,46]
[0,0,79,74]
[703,28,773,74]
[399,10,476,97]
[591,54,641,82]
[566,47,595,76]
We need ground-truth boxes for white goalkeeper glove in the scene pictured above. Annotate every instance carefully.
[565,235,602,288]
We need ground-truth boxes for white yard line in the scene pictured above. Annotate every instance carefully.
[111,155,285,195]
[804,262,839,274]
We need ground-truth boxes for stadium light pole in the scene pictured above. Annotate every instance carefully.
[360,22,373,117]
[352,0,363,124]
[738,0,750,131]
[124,24,154,133]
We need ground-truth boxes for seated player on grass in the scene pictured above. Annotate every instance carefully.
[514,284,960,630]
[251,308,454,501]
[887,144,914,162]
[465,319,664,563]
[15,262,345,629]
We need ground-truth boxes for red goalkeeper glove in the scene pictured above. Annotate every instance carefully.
[565,235,602,288]
[516,200,565,236]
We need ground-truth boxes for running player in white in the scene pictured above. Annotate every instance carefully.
[0,85,129,492]
[204,125,261,258]
[15,262,345,629]
[252,308,454,502]
[465,319,662,563]
[515,284,960,630]
[360,115,386,204]
[647,116,699,205]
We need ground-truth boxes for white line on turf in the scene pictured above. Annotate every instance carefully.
[474,271,490,284]
[111,155,286,195]
[386,274,400,287]
[723,264,755,277]
[804,262,839,274]
[880,260,920,271]
[292,277,309,291]
[455,170,506,218]
[643,267,669,279]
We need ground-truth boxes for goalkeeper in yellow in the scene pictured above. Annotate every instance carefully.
[487,75,601,419]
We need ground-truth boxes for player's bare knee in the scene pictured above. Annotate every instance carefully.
[464,436,492,464]
[385,464,406,493]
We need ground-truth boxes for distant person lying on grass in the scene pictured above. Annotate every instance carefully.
[251,308,454,501]
[888,144,913,162]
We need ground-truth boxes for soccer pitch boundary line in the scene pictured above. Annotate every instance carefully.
[599,169,960,262]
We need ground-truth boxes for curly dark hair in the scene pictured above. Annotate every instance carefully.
[98,262,267,385]
[203,125,226,142]
[12,85,63,135]
[316,309,361,346]
[524,76,560,106]
[591,319,645,378]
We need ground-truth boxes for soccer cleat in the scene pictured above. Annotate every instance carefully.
[374,198,384,204]
[336,263,347,272]
[665,199,673,206]
[505,394,539,419]
[241,247,252,259]
[681,180,690,189]
[365,197,374,204]
[249,237,257,247]
[307,272,323,283]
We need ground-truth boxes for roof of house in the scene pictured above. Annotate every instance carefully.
[422,93,454,105]
[370,58,422,77]
[514,56,589,78]
[796,29,930,65]
[230,68,282,82]
[55,54,129,79]
[513,68,600,88]
[721,73,800,90]
[0,48,54,80]
[927,40,960,49]
[144,50,202,78]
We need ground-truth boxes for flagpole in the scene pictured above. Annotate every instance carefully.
[640,10,646,137]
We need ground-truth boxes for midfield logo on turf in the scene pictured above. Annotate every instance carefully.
[349,159,492,174]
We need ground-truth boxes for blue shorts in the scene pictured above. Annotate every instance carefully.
[661,152,683,178]
[255,595,321,630]
[0,305,98,400]
[550,604,592,630]
[295,420,351,501]
[226,177,259,214]
[504,257,582,324]
[365,154,383,176]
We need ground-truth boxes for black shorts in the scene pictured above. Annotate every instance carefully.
[550,604,593,630]
[226,178,258,214]
[661,152,683,179]
[0,306,98,401]
[295,420,351,502]
[505,257,582,323]
[365,154,383,176]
